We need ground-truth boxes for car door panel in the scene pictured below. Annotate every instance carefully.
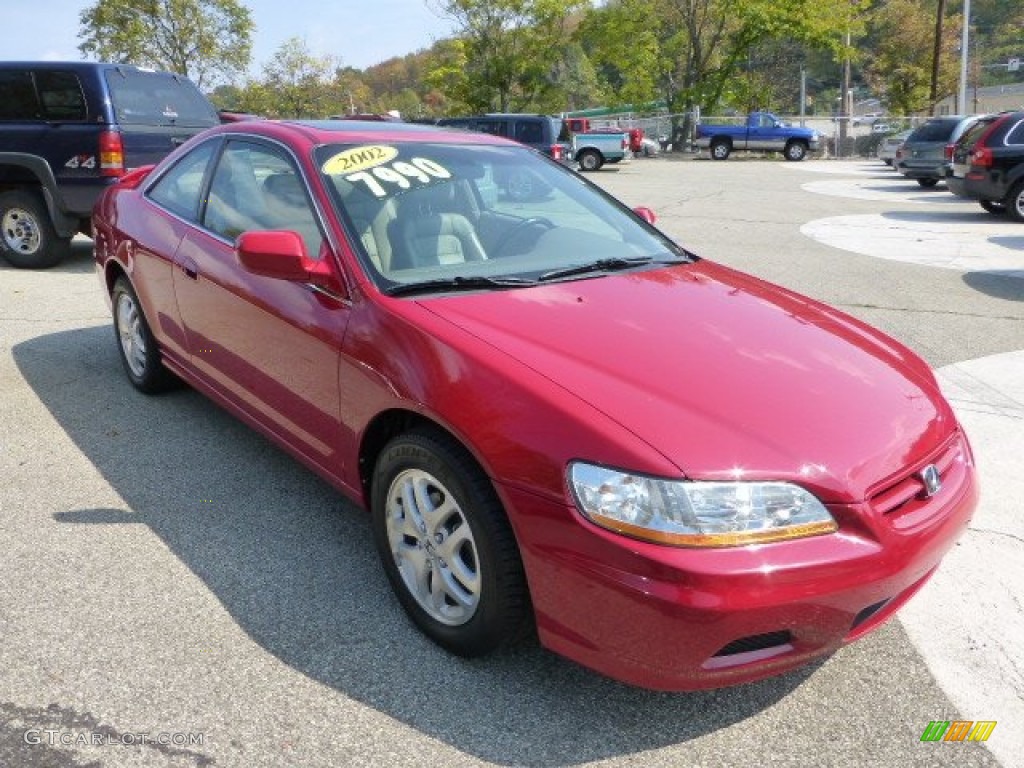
[170,139,349,471]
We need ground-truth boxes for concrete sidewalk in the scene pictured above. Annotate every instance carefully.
[900,351,1024,763]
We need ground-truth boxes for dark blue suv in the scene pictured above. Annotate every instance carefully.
[0,62,219,268]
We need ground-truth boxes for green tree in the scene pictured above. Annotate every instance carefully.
[865,0,960,115]
[579,0,863,146]
[78,0,253,88]
[261,37,340,117]
[432,0,590,112]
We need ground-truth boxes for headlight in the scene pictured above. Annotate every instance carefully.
[568,462,837,547]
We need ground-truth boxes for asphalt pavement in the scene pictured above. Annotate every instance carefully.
[1,156,1021,767]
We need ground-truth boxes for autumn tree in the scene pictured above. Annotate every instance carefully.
[78,0,253,88]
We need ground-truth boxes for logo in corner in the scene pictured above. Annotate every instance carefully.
[920,464,941,498]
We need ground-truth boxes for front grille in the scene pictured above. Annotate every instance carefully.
[867,433,965,518]
[713,631,792,658]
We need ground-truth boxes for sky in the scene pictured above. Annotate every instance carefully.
[7,0,457,72]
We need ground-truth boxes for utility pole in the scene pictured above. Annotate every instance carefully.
[958,0,972,115]
[929,0,947,115]
[839,29,851,158]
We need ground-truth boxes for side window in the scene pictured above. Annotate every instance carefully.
[515,120,543,144]
[0,70,40,120]
[35,71,87,121]
[147,140,217,220]
[475,120,508,138]
[758,114,774,129]
[202,141,323,258]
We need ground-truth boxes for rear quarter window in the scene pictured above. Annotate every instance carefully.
[36,71,87,121]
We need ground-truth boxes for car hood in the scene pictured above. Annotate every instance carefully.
[418,263,954,502]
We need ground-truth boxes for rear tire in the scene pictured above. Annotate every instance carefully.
[577,149,603,172]
[980,200,1007,215]
[916,178,940,188]
[0,190,71,269]
[111,277,178,394]
[710,140,731,161]
[1006,181,1024,223]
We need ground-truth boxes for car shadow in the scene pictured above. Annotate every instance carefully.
[962,269,1024,301]
[13,325,819,765]
[881,209,1015,224]
[0,237,95,275]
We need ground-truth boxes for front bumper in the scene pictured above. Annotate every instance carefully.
[503,433,977,691]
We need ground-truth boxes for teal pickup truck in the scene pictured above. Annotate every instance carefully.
[696,112,819,161]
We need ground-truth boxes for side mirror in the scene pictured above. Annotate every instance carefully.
[633,206,657,225]
[236,230,310,281]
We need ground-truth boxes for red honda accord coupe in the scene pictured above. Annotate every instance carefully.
[92,119,977,690]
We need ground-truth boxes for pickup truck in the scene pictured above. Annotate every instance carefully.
[562,118,631,171]
[571,131,630,171]
[695,112,819,161]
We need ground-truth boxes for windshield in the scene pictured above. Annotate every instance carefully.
[315,142,688,293]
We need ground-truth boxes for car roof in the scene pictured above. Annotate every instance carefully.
[210,118,520,149]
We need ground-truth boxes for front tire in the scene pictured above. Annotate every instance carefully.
[111,278,178,393]
[371,428,530,657]
[784,141,808,161]
[0,190,71,269]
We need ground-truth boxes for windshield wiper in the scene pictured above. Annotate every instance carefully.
[538,255,679,282]
[384,274,537,297]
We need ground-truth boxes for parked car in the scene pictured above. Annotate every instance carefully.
[877,129,912,166]
[437,113,573,199]
[894,115,966,187]
[948,110,1024,220]
[0,61,219,268]
[853,112,884,127]
[93,119,977,691]
[695,112,819,161]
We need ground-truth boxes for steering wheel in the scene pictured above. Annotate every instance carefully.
[492,217,555,259]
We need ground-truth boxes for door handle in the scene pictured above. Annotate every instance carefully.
[180,256,198,280]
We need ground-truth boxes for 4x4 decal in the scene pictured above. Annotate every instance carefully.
[64,154,97,170]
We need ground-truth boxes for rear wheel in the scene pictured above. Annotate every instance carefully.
[980,200,1007,215]
[1006,181,1024,223]
[916,178,940,188]
[0,190,71,269]
[710,140,731,161]
[371,428,530,657]
[112,278,178,394]
[577,149,603,172]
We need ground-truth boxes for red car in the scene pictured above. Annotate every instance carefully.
[93,119,977,690]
